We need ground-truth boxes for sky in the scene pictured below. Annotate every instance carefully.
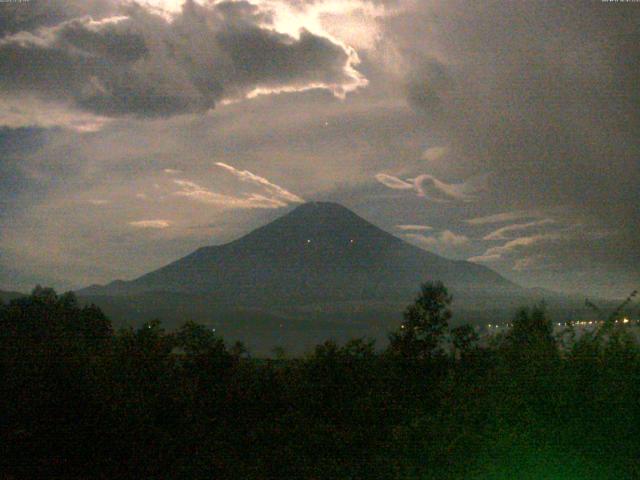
[0,0,638,298]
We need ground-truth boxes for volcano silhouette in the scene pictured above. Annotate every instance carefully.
[80,202,517,305]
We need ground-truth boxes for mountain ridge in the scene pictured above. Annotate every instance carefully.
[72,203,600,353]
[79,201,518,301]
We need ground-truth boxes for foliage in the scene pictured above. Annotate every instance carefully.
[450,323,479,359]
[0,285,638,479]
[389,281,452,360]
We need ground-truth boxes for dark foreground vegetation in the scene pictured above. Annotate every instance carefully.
[1,284,639,479]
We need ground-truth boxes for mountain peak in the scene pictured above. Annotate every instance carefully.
[284,201,363,221]
[79,200,516,301]
[291,201,351,212]
[238,201,383,246]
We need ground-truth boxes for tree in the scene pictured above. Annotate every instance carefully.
[507,304,555,352]
[389,281,452,360]
[230,340,249,359]
[79,304,112,350]
[174,320,234,375]
[450,324,479,360]
[499,304,558,378]
[272,346,287,360]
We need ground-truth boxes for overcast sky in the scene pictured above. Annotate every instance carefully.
[0,0,638,298]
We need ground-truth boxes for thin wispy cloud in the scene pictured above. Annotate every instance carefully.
[215,162,304,204]
[466,253,502,264]
[374,173,413,190]
[465,211,538,226]
[403,230,470,249]
[468,233,564,263]
[396,224,433,232]
[129,220,171,229]
[483,219,555,241]
[376,172,487,203]
[173,179,288,210]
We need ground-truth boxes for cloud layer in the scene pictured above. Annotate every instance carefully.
[0,0,365,120]
[0,0,638,298]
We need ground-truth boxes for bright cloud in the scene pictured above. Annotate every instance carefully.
[376,172,488,203]
[465,211,537,226]
[483,219,555,241]
[421,146,447,162]
[396,224,433,232]
[215,162,304,204]
[129,220,171,229]
[468,233,564,264]
[403,230,469,250]
[374,173,413,190]
[173,179,290,210]
[0,0,370,127]
[139,0,386,99]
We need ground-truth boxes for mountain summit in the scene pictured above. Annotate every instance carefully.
[80,202,516,305]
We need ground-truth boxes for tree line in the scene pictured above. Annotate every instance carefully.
[1,283,638,479]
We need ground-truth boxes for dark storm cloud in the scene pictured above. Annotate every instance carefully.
[0,127,51,239]
[379,1,640,290]
[390,2,640,210]
[0,0,117,37]
[0,0,354,117]
[1,0,637,297]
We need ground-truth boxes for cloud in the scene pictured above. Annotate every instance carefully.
[0,0,366,121]
[513,256,543,272]
[129,219,171,229]
[374,173,413,190]
[396,224,433,232]
[173,179,289,210]
[410,173,487,202]
[483,219,555,241]
[215,162,304,204]
[171,163,305,210]
[1,0,638,298]
[376,172,487,202]
[421,146,447,162]
[163,168,182,175]
[468,233,564,264]
[465,211,537,226]
[436,230,470,247]
[403,229,469,251]
[466,253,502,264]
[386,0,640,284]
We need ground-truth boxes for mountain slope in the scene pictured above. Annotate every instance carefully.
[0,289,25,303]
[80,202,517,305]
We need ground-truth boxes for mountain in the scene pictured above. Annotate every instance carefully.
[0,289,25,303]
[77,202,588,354]
[80,202,516,301]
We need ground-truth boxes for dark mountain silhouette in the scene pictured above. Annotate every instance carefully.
[77,202,591,353]
[80,202,516,301]
[0,289,25,303]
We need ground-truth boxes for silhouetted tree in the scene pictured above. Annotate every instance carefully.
[450,324,479,359]
[389,281,452,360]
[231,340,249,358]
[503,304,556,357]
[2,283,639,480]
